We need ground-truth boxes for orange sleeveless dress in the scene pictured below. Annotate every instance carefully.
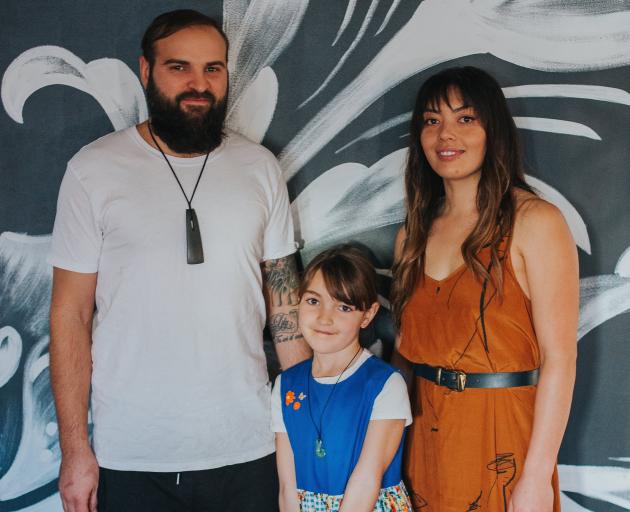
[398,244,560,511]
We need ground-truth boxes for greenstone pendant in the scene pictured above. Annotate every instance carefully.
[315,438,326,458]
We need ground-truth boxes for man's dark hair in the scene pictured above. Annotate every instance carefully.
[141,9,229,66]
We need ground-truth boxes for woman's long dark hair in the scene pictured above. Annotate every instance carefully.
[391,66,533,327]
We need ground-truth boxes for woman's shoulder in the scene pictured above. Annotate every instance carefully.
[512,188,572,253]
[514,189,564,225]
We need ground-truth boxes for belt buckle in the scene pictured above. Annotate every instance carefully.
[454,370,467,392]
[434,367,443,386]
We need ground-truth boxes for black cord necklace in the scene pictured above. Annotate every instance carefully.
[307,345,363,458]
[148,123,210,265]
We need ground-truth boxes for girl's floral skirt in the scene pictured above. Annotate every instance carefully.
[297,481,412,511]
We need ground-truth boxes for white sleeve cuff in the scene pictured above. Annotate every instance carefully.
[370,372,413,426]
[270,374,287,433]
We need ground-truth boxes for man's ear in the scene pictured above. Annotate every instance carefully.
[139,56,150,89]
[360,302,380,329]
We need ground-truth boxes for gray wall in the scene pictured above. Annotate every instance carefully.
[1,1,629,510]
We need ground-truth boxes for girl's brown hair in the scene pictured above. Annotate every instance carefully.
[391,66,534,327]
[300,245,378,311]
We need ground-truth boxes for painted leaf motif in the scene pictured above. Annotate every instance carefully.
[514,117,601,141]
[503,84,630,106]
[579,274,630,340]
[0,326,21,388]
[227,66,278,143]
[1,46,146,131]
[559,463,630,509]
[225,0,309,120]
[292,148,405,260]
[524,175,591,254]
[0,336,60,500]
[615,247,630,277]
[280,0,630,179]
[0,233,59,500]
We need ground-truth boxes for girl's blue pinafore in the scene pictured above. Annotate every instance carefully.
[281,355,412,510]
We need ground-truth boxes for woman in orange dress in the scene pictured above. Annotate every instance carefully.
[391,67,578,511]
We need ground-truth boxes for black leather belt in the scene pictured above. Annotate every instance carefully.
[413,363,539,392]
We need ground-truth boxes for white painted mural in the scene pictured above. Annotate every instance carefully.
[0,1,629,510]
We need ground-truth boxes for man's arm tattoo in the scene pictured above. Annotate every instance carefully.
[262,255,304,344]
[268,310,303,344]
[261,255,300,307]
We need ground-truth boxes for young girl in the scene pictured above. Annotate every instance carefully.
[271,245,413,511]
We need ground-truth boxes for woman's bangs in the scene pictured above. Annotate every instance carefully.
[420,78,478,118]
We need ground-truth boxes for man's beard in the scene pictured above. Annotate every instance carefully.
[146,75,227,155]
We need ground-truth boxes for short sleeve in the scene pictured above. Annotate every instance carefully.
[370,372,412,426]
[271,374,287,433]
[262,159,296,261]
[48,164,102,273]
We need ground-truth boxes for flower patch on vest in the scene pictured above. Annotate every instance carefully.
[285,390,307,410]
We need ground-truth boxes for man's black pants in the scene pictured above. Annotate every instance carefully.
[97,453,279,511]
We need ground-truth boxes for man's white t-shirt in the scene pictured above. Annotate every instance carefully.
[49,127,296,471]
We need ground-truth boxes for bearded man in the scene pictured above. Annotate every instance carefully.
[48,10,310,512]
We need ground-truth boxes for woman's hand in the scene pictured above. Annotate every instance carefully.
[507,474,554,512]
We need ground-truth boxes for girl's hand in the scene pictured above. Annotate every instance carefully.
[507,474,554,512]
[275,433,300,512]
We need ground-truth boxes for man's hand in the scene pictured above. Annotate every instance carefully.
[261,255,311,368]
[59,447,99,512]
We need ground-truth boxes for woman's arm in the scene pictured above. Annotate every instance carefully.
[276,433,300,512]
[339,419,406,512]
[509,199,579,512]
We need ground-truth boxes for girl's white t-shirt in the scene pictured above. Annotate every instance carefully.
[271,349,412,432]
